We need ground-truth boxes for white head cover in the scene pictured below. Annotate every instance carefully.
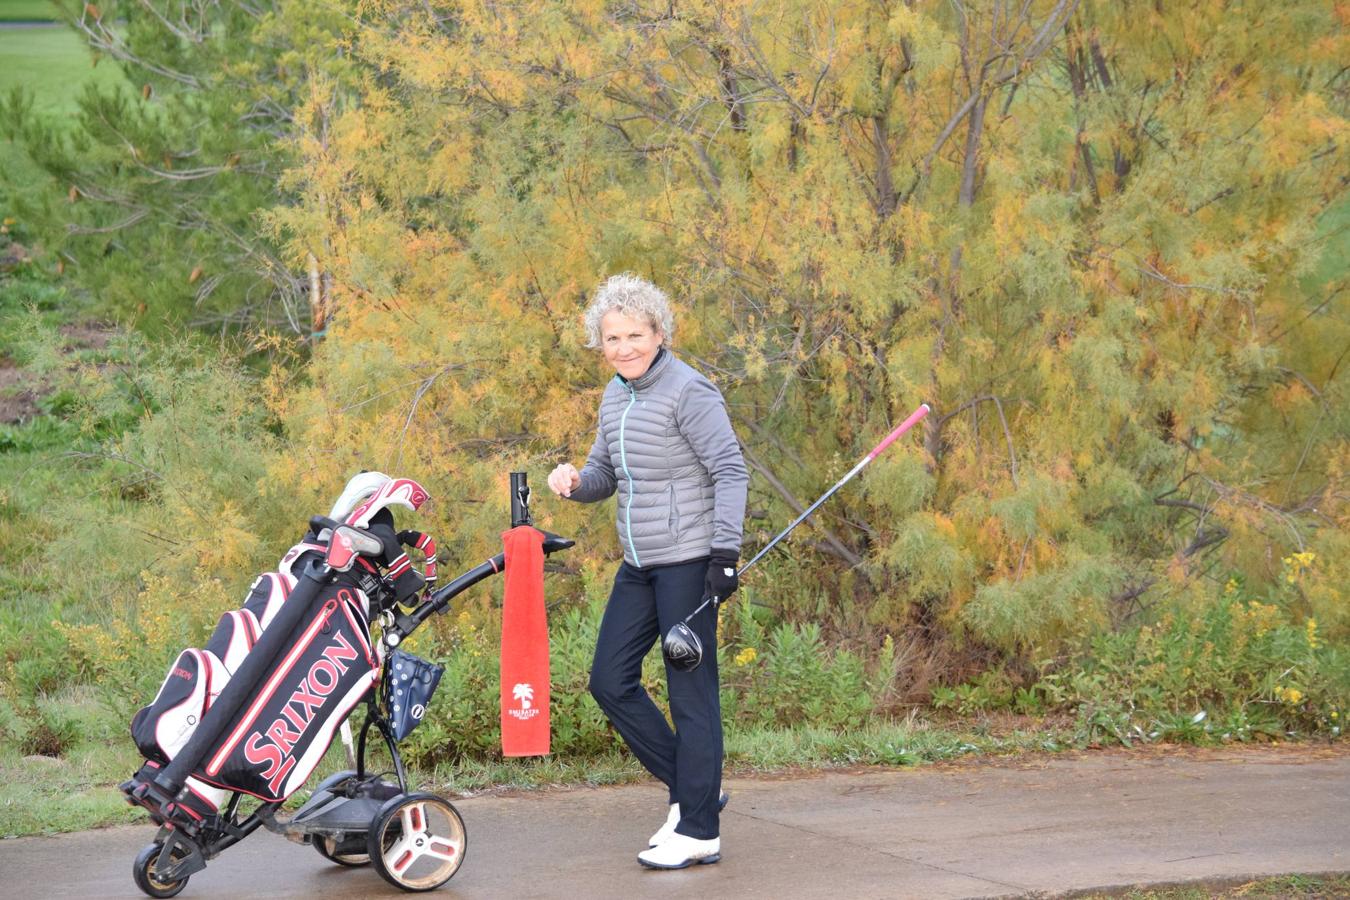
[328,471,393,522]
[324,471,430,535]
[345,477,431,528]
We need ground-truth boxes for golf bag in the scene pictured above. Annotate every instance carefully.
[123,474,434,826]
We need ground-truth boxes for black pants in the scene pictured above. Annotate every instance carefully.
[589,559,722,840]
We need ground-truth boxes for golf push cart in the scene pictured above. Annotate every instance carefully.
[119,472,572,896]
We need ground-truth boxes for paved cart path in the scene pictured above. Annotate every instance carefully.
[2,745,1347,899]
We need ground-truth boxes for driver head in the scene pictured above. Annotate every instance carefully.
[662,622,704,672]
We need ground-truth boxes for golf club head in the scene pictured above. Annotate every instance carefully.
[662,621,704,672]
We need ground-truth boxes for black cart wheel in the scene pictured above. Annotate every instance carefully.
[367,793,466,891]
[313,834,371,867]
[133,841,189,899]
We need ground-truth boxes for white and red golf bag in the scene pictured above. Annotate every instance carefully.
[123,473,436,826]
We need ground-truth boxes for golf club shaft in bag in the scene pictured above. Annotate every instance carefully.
[663,402,931,670]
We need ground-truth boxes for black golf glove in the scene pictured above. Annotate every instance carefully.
[705,548,740,604]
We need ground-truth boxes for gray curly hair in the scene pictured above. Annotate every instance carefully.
[583,273,674,349]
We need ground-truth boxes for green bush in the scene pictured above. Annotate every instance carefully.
[2,620,77,702]
[0,416,77,452]
[1,326,286,729]
[15,698,81,757]
[394,593,888,767]
[931,670,1017,716]
[924,570,1348,749]
[719,600,873,730]
[396,599,619,767]
[1032,582,1348,745]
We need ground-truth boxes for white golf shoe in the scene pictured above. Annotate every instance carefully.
[648,791,730,847]
[637,833,721,869]
[648,803,681,848]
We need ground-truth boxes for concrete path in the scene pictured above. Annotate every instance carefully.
[1,745,1346,899]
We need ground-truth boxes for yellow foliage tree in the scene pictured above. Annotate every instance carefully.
[262,0,1347,656]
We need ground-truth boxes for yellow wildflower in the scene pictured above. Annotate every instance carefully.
[1224,578,1239,596]
[1283,551,1316,583]
[1306,618,1320,649]
[734,647,758,667]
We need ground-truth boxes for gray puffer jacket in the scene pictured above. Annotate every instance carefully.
[569,349,747,568]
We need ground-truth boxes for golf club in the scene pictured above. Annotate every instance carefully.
[662,402,932,671]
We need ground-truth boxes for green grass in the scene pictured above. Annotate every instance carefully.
[0,1,57,23]
[0,685,145,837]
[0,21,125,117]
[0,745,144,837]
[723,717,1068,768]
[0,17,129,212]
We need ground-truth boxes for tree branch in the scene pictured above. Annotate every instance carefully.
[737,436,864,567]
[941,395,1020,487]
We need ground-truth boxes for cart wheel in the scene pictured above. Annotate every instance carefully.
[367,793,467,891]
[133,841,189,899]
[313,835,371,867]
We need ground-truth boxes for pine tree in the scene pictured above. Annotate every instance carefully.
[1,0,359,333]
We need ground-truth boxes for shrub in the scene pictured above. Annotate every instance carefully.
[718,599,873,731]
[395,599,622,767]
[1030,577,1349,745]
[15,698,82,758]
[395,591,888,767]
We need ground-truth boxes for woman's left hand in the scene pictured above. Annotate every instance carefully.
[705,548,739,603]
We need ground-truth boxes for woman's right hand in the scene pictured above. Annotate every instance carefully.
[547,463,581,498]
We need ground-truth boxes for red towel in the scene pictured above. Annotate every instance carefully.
[499,525,549,756]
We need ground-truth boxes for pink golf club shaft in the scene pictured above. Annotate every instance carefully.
[674,402,932,633]
[664,403,931,669]
[738,402,931,575]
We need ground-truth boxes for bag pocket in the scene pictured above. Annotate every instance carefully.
[131,648,229,764]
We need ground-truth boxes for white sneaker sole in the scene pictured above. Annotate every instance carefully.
[638,853,721,870]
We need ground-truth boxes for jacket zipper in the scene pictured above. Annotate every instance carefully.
[617,380,641,566]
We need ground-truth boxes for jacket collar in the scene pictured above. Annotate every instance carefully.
[617,346,671,391]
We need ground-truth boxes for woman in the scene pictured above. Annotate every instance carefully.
[547,273,748,869]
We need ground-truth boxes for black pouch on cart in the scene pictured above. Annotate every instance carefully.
[385,648,444,741]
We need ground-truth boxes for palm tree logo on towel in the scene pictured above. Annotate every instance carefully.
[509,683,539,719]
[513,683,533,710]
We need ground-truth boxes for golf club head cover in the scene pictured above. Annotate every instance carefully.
[397,530,438,585]
[367,509,424,605]
[705,548,739,604]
